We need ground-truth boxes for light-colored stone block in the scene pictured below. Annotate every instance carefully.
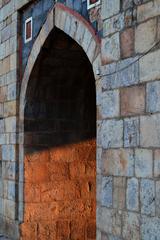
[135,18,157,53]
[140,49,160,82]
[135,149,153,178]
[101,0,120,20]
[127,178,139,211]
[103,13,124,37]
[154,150,160,177]
[124,117,140,147]
[146,81,160,113]
[122,212,140,240]
[140,179,155,216]
[102,149,134,176]
[140,114,160,147]
[101,119,123,149]
[101,90,119,118]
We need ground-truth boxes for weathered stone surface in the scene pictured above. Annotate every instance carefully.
[140,179,155,216]
[135,149,153,178]
[121,28,134,58]
[137,0,160,22]
[156,181,160,216]
[101,33,120,64]
[101,90,119,118]
[140,49,160,82]
[113,177,126,209]
[101,176,112,207]
[122,212,140,240]
[140,114,160,147]
[127,178,139,211]
[102,149,134,176]
[102,57,139,90]
[97,207,122,235]
[135,18,157,53]
[103,13,124,37]
[146,81,160,113]
[154,150,160,177]
[101,0,120,20]
[5,116,16,133]
[124,117,140,147]
[2,145,15,161]
[141,216,160,240]
[101,119,123,149]
[121,86,145,116]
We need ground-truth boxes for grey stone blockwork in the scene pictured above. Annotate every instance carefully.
[0,0,160,239]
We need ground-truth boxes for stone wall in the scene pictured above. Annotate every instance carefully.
[0,0,160,239]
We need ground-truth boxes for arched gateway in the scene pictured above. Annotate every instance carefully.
[18,3,100,239]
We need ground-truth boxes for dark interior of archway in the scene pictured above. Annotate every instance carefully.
[21,27,96,239]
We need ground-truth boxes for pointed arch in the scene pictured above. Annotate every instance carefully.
[18,3,101,222]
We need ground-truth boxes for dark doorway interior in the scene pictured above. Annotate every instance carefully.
[21,28,96,240]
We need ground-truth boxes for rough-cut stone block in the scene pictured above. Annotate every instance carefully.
[154,150,160,177]
[113,177,126,209]
[101,119,123,149]
[122,212,140,240]
[137,0,160,22]
[102,149,134,176]
[121,27,134,58]
[156,181,160,216]
[135,18,156,53]
[7,180,15,201]
[101,90,119,118]
[2,145,15,161]
[5,116,16,133]
[140,114,160,147]
[102,57,139,90]
[101,33,120,64]
[141,216,160,240]
[0,119,5,133]
[124,117,140,147]
[101,176,112,207]
[127,178,139,211]
[140,179,155,216]
[146,81,160,113]
[140,49,160,82]
[120,85,145,116]
[101,0,120,20]
[103,13,124,37]
[97,207,122,235]
[135,149,153,178]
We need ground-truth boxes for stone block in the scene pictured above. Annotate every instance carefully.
[101,176,112,207]
[122,212,140,240]
[121,28,134,58]
[113,177,126,209]
[7,180,15,201]
[140,179,155,216]
[124,117,140,147]
[4,100,17,117]
[156,181,160,216]
[141,216,160,240]
[7,82,17,101]
[102,149,134,176]
[4,199,16,219]
[101,90,119,118]
[101,119,123,149]
[146,81,160,113]
[140,49,160,82]
[5,116,16,133]
[140,114,160,147]
[137,0,160,23]
[98,207,122,235]
[127,178,139,211]
[101,0,120,20]
[2,145,15,161]
[101,33,120,64]
[103,13,124,37]
[120,85,145,116]
[102,57,139,90]
[135,149,153,178]
[154,150,160,177]
[122,0,133,10]
[0,119,5,133]
[135,18,157,53]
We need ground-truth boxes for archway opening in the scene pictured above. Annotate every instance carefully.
[21,27,96,239]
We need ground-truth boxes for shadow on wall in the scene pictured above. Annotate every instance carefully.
[20,28,96,239]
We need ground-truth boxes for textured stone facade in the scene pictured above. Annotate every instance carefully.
[0,0,160,239]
